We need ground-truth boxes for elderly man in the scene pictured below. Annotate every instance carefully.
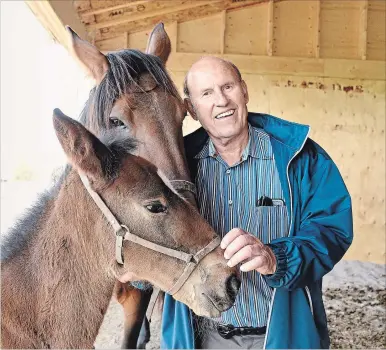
[160,56,353,349]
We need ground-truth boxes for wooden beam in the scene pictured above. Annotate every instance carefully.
[267,0,274,56]
[167,52,385,81]
[358,0,368,60]
[94,2,227,41]
[79,1,151,16]
[88,1,222,30]
[26,0,89,49]
[313,0,321,58]
[220,10,226,54]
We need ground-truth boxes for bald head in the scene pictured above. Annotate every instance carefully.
[183,57,242,97]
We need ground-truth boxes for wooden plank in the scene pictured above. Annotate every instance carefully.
[267,0,273,56]
[367,0,386,60]
[167,52,386,80]
[358,0,368,60]
[78,1,150,16]
[320,1,361,59]
[273,1,316,58]
[88,1,222,30]
[178,14,222,54]
[220,10,226,54]
[225,5,268,56]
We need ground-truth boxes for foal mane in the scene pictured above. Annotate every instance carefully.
[0,130,137,262]
[80,49,181,131]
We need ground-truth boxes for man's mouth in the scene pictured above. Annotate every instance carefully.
[215,109,235,119]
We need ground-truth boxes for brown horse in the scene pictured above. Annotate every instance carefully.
[0,110,240,349]
[66,24,197,347]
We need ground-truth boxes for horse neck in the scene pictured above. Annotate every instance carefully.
[6,170,117,348]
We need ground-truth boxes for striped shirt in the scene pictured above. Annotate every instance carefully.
[195,124,289,327]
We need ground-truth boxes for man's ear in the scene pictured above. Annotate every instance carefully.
[53,108,113,183]
[241,80,249,104]
[184,98,198,121]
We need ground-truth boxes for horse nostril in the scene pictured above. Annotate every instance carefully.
[226,274,241,301]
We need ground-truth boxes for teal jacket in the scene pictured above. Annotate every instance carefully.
[161,113,353,349]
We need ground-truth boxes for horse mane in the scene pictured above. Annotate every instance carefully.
[80,49,181,131]
[1,130,137,262]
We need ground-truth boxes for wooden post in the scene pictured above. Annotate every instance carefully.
[358,0,368,60]
[267,0,274,56]
[220,10,226,54]
[313,0,321,58]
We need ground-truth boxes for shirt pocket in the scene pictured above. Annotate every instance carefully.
[252,205,289,244]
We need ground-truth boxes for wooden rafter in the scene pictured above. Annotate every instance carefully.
[79,1,151,16]
[87,1,222,30]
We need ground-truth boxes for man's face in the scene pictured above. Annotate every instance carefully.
[186,59,249,143]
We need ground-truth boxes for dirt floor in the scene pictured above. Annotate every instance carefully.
[95,260,386,349]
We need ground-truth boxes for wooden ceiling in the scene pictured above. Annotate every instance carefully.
[72,0,267,43]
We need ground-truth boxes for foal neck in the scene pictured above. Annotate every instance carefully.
[2,170,118,348]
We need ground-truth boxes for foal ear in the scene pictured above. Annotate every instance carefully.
[66,26,109,84]
[146,23,171,65]
[53,109,112,181]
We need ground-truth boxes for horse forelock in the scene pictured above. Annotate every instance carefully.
[80,49,181,133]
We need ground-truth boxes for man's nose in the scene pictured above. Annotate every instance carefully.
[214,90,229,106]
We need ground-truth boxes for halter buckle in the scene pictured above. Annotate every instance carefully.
[115,226,127,265]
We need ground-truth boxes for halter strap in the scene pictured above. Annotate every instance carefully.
[79,174,220,295]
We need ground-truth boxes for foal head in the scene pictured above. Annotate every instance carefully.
[53,110,239,318]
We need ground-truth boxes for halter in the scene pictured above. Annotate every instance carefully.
[79,175,220,295]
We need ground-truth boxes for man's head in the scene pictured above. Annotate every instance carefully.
[184,57,249,143]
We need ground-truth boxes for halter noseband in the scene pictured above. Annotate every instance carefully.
[79,175,219,295]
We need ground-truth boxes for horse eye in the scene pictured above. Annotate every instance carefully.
[109,117,125,128]
[145,202,167,214]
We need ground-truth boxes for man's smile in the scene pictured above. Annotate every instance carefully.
[215,109,235,119]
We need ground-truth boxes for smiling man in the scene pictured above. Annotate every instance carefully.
[160,57,353,349]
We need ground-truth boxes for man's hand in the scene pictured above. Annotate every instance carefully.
[221,228,277,275]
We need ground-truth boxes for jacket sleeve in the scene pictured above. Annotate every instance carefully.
[264,143,353,290]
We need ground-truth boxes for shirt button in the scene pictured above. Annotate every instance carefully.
[226,169,231,174]
[228,199,233,205]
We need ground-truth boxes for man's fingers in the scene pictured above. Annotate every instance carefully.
[220,228,245,250]
[223,233,256,260]
[240,256,265,272]
[227,245,255,267]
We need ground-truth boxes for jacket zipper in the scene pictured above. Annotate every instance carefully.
[263,128,310,349]
[305,286,314,315]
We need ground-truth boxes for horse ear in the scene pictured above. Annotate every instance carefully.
[146,23,171,65]
[53,109,112,181]
[66,26,109,84]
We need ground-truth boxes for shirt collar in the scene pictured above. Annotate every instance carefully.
[194,124,273,160]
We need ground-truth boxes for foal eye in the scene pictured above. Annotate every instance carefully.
[109,117,125,128]
[145,202,167,214]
